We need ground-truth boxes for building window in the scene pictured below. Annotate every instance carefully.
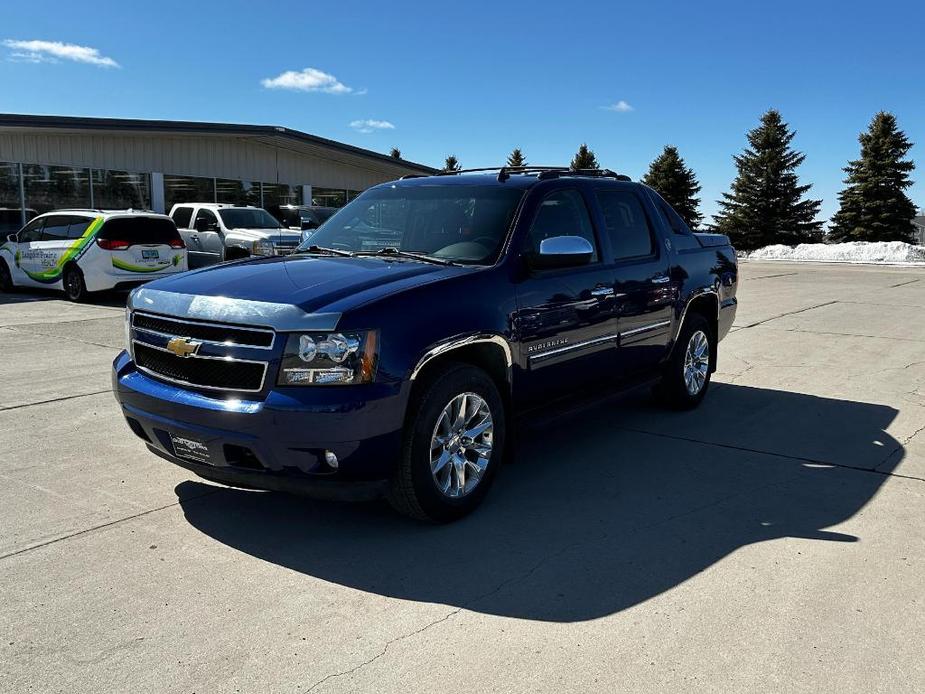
[92,170,151,210]
[0,162,21,234]
[22,164,91,217]
[346,190,361,202]
[164,175,215,209]
[216,179,260,206]
[312,187,348,208]
[261,182,301,211]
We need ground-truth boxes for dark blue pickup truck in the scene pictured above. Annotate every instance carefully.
[113,167,738,521]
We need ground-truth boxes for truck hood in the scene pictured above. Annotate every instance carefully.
[133,255,470,324]
[223,228,302,241]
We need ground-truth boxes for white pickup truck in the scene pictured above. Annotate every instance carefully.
[168,203,303,267]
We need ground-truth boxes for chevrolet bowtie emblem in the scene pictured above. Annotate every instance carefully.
[166,337,201,358]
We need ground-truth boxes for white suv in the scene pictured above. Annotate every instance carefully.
[0,210,188,302]
[169,203,303,268]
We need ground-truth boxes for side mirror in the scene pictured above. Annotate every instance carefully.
[6,233,16,243]
[528,235,594,270]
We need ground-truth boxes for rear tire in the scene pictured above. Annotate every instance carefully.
[0,260,12,292]
[63,265,87,302]
[387,363,505,522]
[655,313,713,410]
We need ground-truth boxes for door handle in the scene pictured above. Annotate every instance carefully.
[591,286,615,297]
[652,275,670,284]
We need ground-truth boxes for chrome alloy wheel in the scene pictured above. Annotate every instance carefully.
[430,392,494,498]
[684,329,710,396]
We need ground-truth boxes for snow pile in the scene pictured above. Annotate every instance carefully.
[748,241,925,265]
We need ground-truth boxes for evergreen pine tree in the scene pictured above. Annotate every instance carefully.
[506,148,527,167]
[389,147,401,159]
[642,145,703,229]
[570,143,599,171]
[829,112,916,243]
[712,109,823,250]
[443,155,461,172]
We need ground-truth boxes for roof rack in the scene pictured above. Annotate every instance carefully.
[418,166,630,182]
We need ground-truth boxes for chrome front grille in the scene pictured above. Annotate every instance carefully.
[274,240,300,256]
[131,312,273,392]
[132,312,274,349]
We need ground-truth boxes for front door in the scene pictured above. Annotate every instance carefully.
[513,187,619,404]
[192,208,222,266]
[189,208,222,267]
[4,217,40,286]
[12,215,55,286]
[593,187,673,375]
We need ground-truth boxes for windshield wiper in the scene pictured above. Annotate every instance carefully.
[355,247,457,266]
[295,245,355,257]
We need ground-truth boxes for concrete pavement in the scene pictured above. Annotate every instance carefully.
[0,262,923,693]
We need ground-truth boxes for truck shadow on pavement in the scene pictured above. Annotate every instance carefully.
[177,383,902,622]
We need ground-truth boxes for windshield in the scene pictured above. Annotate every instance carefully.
[308,208,336,224]
[218,208,281,230]
[298,185,524,264]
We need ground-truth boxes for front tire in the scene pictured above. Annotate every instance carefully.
[63,265,87,302]
[0,260,12,292]
[655,313,713,409]
[388,363,505,522]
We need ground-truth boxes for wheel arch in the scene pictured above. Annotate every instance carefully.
[409,335,513,410]
[671,290,719,371]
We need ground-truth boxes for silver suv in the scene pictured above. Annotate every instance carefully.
[169,203,303,267]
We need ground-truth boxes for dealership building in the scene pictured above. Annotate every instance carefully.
[0,113,435,233]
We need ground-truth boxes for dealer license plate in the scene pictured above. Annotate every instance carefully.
[169,433,211,464]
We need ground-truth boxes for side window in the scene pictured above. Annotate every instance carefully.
[18,217,45,243]
[67,217,92,239]
[171,206,194,229]
[651,194,701,251]
[656,199,692,236]
[41,216,72,241]
[596,190,655,260]
[526,189,598,263]
[194,209,218,231]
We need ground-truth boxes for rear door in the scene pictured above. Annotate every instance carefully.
[594,186,673,374]
[513,186,620,402]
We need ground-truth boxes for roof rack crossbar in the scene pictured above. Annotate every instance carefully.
[426,166,631,182]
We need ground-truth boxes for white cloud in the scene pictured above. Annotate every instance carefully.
[2,39,119,67]
[602,100,634,112]
[261,67,357,94]
[349,119,395,134]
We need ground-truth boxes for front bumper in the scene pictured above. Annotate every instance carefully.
[112,351,407,497]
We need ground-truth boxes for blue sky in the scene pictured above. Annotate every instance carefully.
[2,0,924,224]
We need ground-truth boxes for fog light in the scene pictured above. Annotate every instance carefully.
[324,450,339,469]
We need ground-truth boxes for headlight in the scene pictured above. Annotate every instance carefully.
[277,331,378,386]
[252,240,275,256]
